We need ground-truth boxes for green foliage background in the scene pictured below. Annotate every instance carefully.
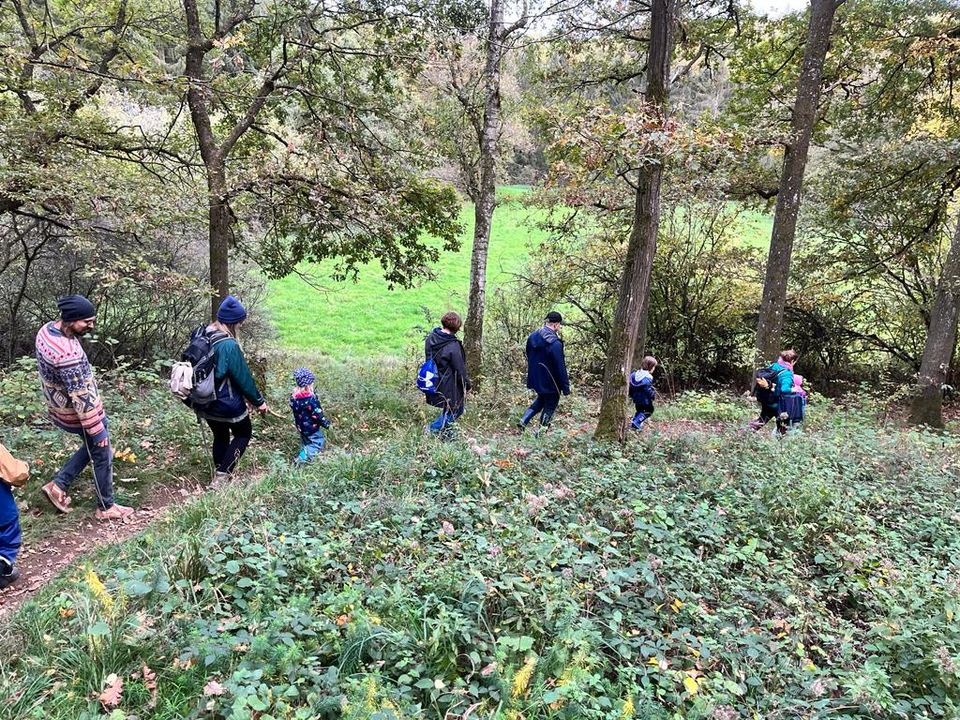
[265,190,773,359]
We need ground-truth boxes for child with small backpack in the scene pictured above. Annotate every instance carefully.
[629,356,658,431]
[290,367,331,463]
[419,311,470,438]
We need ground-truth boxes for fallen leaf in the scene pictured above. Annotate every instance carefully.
[203,679,225,696]
[143,664,157,708]
[142,664,157,690]
[99,673,123,708]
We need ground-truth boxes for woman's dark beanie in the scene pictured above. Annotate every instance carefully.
[57,295,96,322]
[217,295,247,324]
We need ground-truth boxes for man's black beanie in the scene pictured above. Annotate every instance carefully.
[546,311,563,324]
[57,295,96,322]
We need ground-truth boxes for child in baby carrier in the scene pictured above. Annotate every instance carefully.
[629,356,658,431]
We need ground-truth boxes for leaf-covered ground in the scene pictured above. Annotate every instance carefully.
[2,360,959,720]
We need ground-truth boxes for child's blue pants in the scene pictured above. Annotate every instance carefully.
[296,429,326,463]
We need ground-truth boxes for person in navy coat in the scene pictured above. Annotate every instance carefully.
[518,311,570,431]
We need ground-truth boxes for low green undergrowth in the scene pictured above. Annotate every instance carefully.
[2,403,959,719]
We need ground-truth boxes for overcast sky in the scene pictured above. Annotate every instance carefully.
[750,0,808,17]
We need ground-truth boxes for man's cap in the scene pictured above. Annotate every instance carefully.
[57,295,96,322]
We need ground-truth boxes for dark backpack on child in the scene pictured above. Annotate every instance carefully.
[752,366,786,406]
[169,326,230,408]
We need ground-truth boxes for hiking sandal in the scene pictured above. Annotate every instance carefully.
[95,503,134,522]
[41,482,72,514]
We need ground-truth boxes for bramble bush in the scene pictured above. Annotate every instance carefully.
[2,365,959,719]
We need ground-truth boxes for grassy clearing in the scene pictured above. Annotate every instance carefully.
[265,191,774,356]
[733,207,775,248]
[3,357,960,719]
[265,187,545,359]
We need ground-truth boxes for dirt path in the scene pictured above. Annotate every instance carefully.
[0,476,207,618]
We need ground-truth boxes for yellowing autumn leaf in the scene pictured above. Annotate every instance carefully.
[671,598,683,613]
[683,676,699,695]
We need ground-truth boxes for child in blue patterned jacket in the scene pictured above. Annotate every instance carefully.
[289,367,331,463]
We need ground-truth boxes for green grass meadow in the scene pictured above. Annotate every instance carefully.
[265,187,545,358]
[266,190,774,357]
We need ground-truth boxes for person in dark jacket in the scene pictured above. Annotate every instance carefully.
[629,355,657,431]
[194,296,268,482]
[518,311,570,431]
[424,311,471,436]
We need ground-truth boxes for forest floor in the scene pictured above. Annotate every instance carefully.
[2,357,959,719]
[0,416,729,617]
[0,474,206,618]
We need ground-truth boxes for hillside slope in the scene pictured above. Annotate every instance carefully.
[2,361,959,720]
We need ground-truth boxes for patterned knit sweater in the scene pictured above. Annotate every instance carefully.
[35,322,108,442]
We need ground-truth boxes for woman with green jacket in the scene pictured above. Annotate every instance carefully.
[195,296,268,482]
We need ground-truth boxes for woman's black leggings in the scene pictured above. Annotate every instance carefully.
[206,417,253,473]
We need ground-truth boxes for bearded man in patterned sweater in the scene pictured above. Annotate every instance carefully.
[35,295,133,520]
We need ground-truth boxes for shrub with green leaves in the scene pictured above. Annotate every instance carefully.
[2,393,959,719]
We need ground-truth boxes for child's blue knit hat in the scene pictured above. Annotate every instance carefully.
[293,367,315,388]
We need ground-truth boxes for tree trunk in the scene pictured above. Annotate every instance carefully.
[462,0,504,386]
[208,164,231,318]
[754,0,842,365]
[909,219,960,428]
[594,0,675,442]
